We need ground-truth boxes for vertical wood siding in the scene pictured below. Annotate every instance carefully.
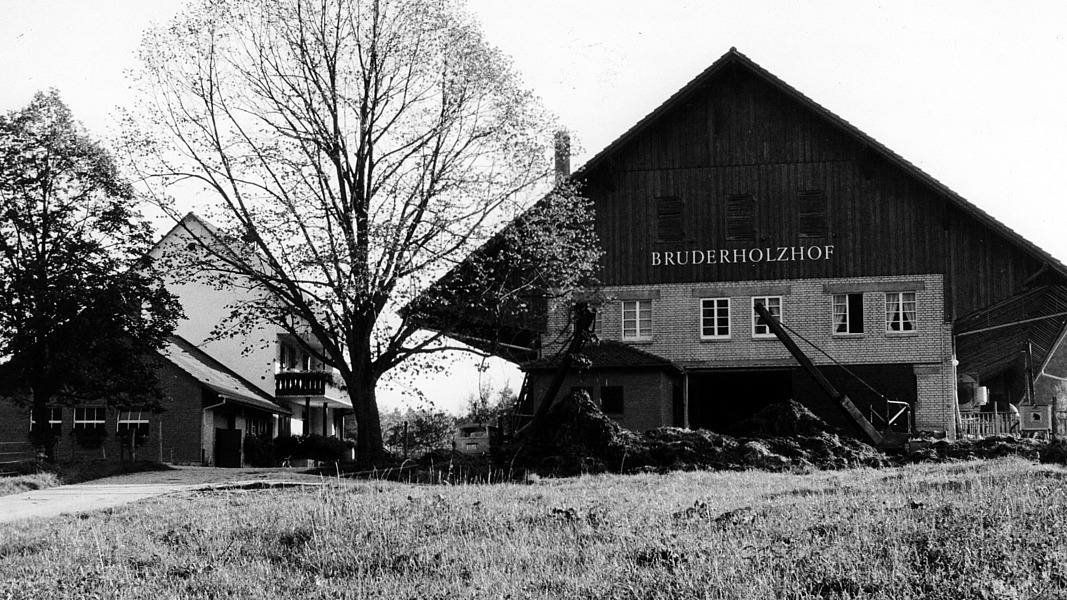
[582,63,1047,320]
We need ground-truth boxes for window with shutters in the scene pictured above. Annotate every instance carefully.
[726,194,756,240]
[656,197,683,242]
[798,190,829,238]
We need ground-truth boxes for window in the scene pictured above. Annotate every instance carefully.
[73,407,106,430]
[700,298,731,339]
[622,300,653,340]
[798,190,829,238]
[832,293,864,334]
[752,296,782,338]
[601,386,624,415]
[886,292,917,332]
[656,197,684,242]
[117,412,150,447]
[29,407,63,437]
[726,194,756,241]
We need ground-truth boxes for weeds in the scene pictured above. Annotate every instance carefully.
[1,459,1066,598]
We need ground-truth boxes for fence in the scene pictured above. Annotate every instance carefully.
[0,441,35,464]
[959,413,1018,438]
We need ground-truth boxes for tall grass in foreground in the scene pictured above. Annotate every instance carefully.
[2,458,1066,599]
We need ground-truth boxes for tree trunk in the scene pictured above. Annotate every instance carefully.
[30,386,57,462]
[348,368,384,464]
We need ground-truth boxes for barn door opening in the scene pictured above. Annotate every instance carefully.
[688,369,792,433]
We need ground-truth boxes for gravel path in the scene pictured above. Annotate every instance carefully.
[0,465,334,524]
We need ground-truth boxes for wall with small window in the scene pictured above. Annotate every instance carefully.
[526,368,681,432]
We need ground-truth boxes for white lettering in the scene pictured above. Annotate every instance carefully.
[777,247,789,261]
[651,252,661,266]
[791,247,805,261]
[749,248,764,262]
[664,252,676,266]
[824,245,834,259]
[720,249,731,263]
[734,249,746,263]
[807,246,823,260]
[692,250,705,265]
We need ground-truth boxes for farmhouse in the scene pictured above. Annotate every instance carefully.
[0,214,352,466]
[436,48,1067,444]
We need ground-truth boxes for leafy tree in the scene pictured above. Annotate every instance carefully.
[461,382,517,425]
[381,406,455,456]
[0,90,182,460]
[126,0,600,462]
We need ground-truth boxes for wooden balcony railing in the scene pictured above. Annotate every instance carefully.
[275,371,334,397]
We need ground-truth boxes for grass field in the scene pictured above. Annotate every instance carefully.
[2,458,1066,599]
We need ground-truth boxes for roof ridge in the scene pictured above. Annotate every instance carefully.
[572,47,1067,280]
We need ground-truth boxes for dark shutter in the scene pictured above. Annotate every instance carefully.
[726,194,756,240]
[656,197,683,242]
[798,190,828,238]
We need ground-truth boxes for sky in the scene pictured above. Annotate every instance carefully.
[3,0,1066,412]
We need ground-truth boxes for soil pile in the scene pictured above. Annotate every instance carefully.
[905,436,1046,463]
[512,393,887,477]
[513,390,645,476]
[730,400,836,437]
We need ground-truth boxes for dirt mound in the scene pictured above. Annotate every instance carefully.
[730,399,837,437]
[512,394,887,477]
[905,436,1045,463]
[514,390,645,476]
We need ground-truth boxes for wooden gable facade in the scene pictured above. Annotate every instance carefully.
[527,48,1067,439]
[577,48,1065,319]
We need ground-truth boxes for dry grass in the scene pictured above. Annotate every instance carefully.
[0,461,171,498]
[0,471,60,497]
[2,458,1066,599]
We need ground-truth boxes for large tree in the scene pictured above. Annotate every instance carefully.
[126,0,599,461]
[0,90,181,459]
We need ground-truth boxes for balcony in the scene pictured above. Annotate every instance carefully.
[275,371,335,397]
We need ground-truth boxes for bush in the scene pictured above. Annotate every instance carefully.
[273,434,353,463]
[244,434,275,467]
[72,428,108,449]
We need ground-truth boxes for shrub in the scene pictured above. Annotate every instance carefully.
[244,434,275,467]
[273,434,353,463]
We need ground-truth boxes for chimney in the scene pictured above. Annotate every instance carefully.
[554,130,571,183]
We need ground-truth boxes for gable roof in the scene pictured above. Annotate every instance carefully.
[575,47,1067,281]
[522,339,681,373]
[160,335,289,415]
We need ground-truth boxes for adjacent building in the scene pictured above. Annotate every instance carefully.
[0,213,353,466]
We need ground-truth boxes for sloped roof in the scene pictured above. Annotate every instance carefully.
[522,339,681,373]
[955,285,1067,380]
[160,335,289,415]
[576,47,1067,280]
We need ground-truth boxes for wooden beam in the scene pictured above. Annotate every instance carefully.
[754,302,884,446]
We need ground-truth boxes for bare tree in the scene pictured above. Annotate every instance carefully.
[124,0,599,460]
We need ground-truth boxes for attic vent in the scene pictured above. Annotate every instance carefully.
[726,194,756,241]
[798,190,829,238]
[656,197,684,242]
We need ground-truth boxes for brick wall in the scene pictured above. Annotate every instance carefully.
[546,274,959,436]
[525,368,678,432]
[0,360,209,465]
